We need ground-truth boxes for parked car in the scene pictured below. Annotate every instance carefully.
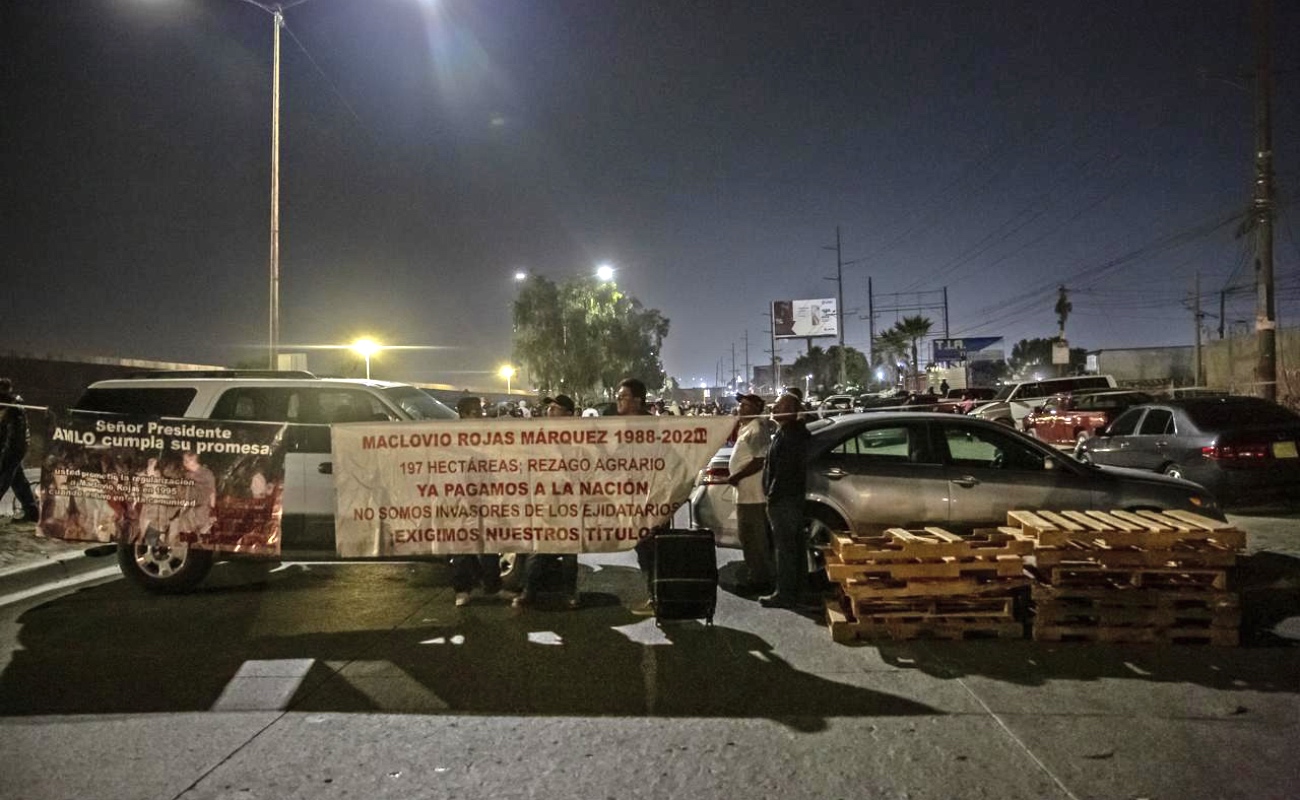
[816,394,857,417]
[1076,396,1300,507]
[970,374,1117,427]
[690,412,1223,561]
[933,387,998,414]
[70,372,459,592]
[853,389,908,412]
[1022,390,1155,454]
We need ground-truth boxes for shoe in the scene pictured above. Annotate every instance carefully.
[566,593,581,610]
[759,593,796,609]
[511,593,532,609]
[630,599,655,616]
[454,592,471,607]
[21,511,40,523]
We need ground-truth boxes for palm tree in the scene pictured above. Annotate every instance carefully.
[894,315,934,391]
[874,329,910,388]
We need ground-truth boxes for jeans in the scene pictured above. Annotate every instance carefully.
[765,495,805,600]
[736,503,774,588]
[450,554,503,594]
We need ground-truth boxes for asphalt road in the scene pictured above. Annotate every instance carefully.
[0,520,1297,800]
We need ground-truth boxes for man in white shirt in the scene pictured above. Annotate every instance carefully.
[726,393,776,594]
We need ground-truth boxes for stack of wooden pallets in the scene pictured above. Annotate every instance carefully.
[823,527,1034,642]
[1005,509,1246,646]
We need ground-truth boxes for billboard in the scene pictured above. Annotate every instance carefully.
[932,336,1003,362]
[772,298,837,339]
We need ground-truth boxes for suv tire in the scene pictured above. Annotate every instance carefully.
[117,540,214,594]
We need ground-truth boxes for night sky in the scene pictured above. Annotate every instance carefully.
[3,0,1297,390]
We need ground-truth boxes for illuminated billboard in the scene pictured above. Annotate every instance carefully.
[772,298,837,339]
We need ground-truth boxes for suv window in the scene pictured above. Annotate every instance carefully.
[211,387,398,424]
[74,387,198,417]
[1138,408,1173,435]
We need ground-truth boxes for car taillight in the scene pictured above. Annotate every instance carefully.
[700,465,731,485]
[1202,442,1272,466]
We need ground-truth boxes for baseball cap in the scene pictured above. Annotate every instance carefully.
[551,394,576,413]
[735,393,764,407]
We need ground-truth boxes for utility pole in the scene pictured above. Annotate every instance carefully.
[823,226,847,389]
[1194,272,1204,386]
[730,342,737,391]
[1252,0,1276,401]
[742,330,751,391]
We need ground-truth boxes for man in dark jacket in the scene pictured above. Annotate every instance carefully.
[0,378,40,523]
[760,393,811,609]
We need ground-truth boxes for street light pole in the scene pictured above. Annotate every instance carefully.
[267,5,282,369]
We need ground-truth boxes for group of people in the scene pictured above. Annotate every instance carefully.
[450,391,585,611]
[448,377,816,616]
[722,389,812,609]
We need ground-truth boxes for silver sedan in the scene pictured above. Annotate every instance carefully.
[691,412,1224,547]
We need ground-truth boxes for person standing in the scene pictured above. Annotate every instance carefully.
[0,378,39,523]
[514,394,581,610]
[614,378,660,615]
[726,393,775,594]
[450,395,505,606]
[760,393,811,609]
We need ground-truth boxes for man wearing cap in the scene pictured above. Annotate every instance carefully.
[726,393,775,594]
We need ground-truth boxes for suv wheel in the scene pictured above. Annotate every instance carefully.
[117,540,214,594]
[1162,463,1186,481]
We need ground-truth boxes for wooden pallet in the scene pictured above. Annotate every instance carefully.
[838,573,1030,599]
[1032,624,1239,646]
[841,593,1015,621]
[826,551,1026,582]
[1029,563,1229,590]
[827,603,1025,643]
[830,527,1036,563]
[1006,509,1247,550]
[1031,539,1239,569]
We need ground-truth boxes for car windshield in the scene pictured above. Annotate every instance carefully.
[383,386,458,420]
[1183,399,1299,429]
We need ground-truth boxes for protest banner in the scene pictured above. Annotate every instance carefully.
[37,409,287,554]
[332,415,735,557]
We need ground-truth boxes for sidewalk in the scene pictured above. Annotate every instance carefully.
[0,515,112,600]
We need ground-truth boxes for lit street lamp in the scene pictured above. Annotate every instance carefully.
[805,373,812,396]
[596,263,615,282]
[352,338,381,380]
[499,364,516,394]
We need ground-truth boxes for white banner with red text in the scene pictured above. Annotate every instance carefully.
[331,415,734,556]
[36,409,287,555]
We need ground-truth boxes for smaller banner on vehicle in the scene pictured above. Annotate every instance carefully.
[36,409,287,554]
[331,416,734,557]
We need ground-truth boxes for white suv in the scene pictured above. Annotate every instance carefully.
[71,371,458,592]
[970,374,1117,427]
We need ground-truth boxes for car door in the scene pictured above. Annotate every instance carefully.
[938,421,1094,528]
[1084,407,1145,468]
[808,420,949,531]
[1120,406,1176,472]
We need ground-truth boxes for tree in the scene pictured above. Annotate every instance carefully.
[874,328,910,387]
[512,275,669,399]
[1007,337,1086,379]
[893,315,934,389]
[790,345,869,395]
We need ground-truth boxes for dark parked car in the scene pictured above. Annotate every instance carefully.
[692,412,1224,552]
[1077,396,1300,507]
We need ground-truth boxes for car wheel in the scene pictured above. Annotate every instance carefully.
[1073,431,1091,459]
[117,540,214,594]
[1162,463,1185,480]
[804,508,847,591]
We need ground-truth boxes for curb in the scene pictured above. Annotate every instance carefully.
[0,549,120,602]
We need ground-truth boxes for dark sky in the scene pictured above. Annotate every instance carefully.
[3,0,1297,390]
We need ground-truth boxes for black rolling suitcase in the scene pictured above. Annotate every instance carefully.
[652,528,718,624]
